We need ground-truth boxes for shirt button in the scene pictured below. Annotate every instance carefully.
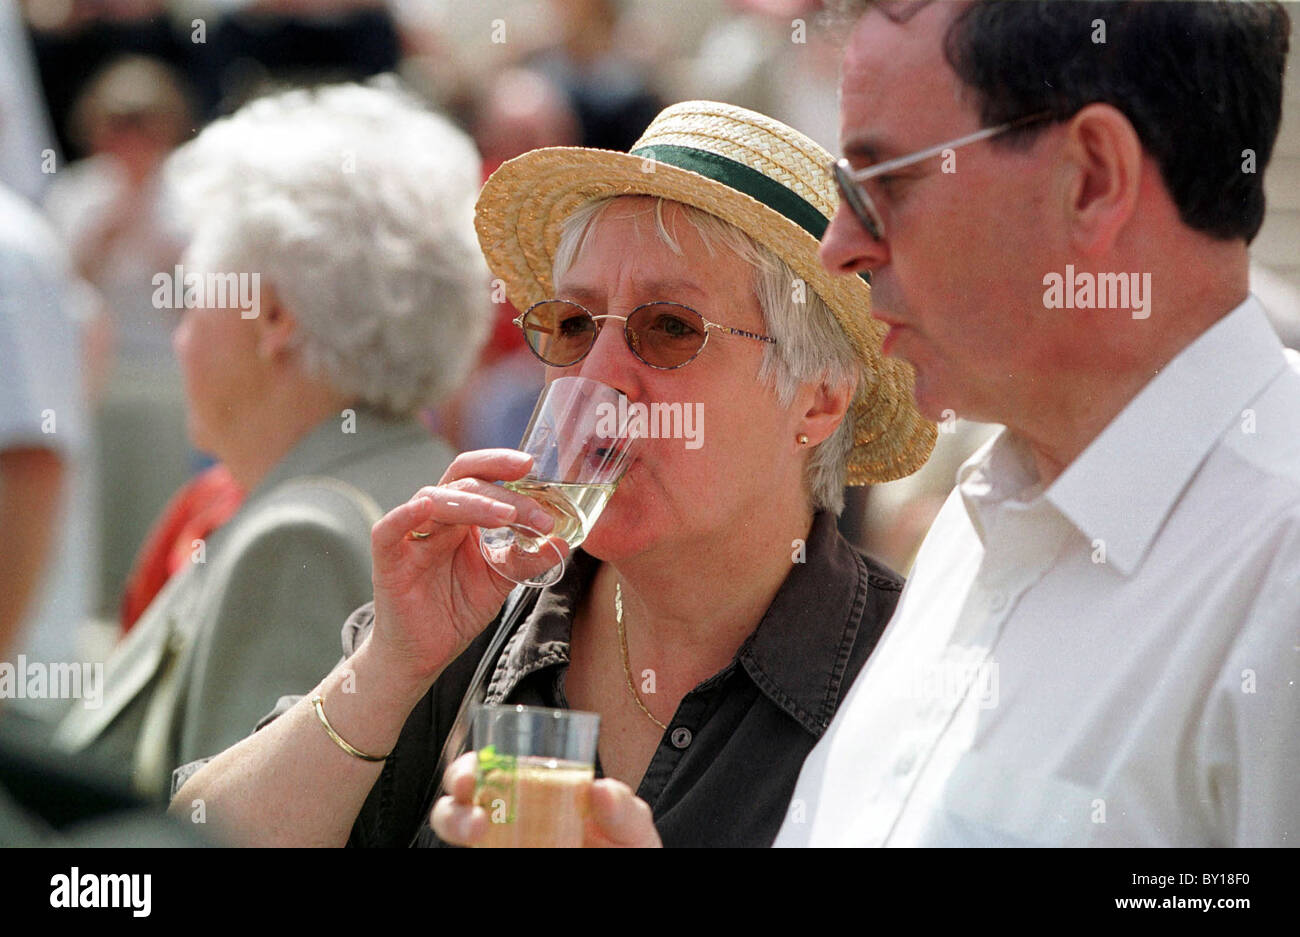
[895,751,916,775]
[988,591,1008,612]
[670,727,693,749]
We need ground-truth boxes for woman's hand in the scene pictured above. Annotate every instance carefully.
[365,449,563,690]
[431,752,663,848]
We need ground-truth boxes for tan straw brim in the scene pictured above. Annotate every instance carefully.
[475,101,936,484]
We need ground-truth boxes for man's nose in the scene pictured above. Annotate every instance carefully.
[820,203,889,278]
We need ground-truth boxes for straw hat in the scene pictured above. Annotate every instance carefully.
[475,100,936,484]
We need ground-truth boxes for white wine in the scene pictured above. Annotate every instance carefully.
[503,478,617,551]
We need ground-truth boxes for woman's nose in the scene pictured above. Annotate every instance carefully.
[572,317,640,396]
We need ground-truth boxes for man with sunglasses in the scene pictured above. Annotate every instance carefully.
[774,0,1298,847]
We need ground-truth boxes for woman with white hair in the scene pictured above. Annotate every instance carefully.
[173,101,936,846]
[53,82,491,801]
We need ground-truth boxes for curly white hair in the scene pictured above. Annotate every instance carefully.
[166,79,489,417]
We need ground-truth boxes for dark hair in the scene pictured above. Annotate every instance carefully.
[941,1,1290,243]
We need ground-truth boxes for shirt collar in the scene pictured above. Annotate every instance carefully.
[961,296,1286,575]
[957,430,1040,544]
[737,511,874,736]
[488,511,875,737]
[487,554,595,701]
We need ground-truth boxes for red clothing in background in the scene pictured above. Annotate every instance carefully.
[120,464,245,632]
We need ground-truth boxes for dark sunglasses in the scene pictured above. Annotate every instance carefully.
[514,299,776,371]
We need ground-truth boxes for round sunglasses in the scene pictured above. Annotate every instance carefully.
[514,299,776,370]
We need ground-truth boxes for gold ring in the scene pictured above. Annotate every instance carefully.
[406,530,432,541]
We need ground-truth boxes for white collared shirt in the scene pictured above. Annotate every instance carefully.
[776,296,1300,847]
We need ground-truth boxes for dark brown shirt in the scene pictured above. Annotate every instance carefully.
[179,511,903,847]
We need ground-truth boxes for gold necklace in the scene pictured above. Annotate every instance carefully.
[614,582,667,731]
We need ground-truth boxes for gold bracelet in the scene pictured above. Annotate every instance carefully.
[310,695,389,762]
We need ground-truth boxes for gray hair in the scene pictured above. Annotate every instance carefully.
[553,197,860,515]
[165,79,490,417]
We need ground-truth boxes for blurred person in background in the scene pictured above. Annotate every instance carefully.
[46,55,192,366]
[22,0,192,159]
[43,54,198,626]
[198,0,401,117]
[0,209,200,838]
[526,0,663,150]
[472,67,580,179]
[53,80,491,801]
[0,181,96,722]
[0,185,199,839]
[683,0,841,152]
[0,0,60,203]
[434,68,581,453]
[22,0,400,137]
[0,1,106,727]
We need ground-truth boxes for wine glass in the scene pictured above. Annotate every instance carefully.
[478,376,638,587]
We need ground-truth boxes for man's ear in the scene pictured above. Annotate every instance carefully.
[797,379,855,448]
[253,284,297,363]
[1057,102,1142,257]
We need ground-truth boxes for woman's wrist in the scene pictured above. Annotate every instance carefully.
[349,629,444,711]
[315,638,440,758]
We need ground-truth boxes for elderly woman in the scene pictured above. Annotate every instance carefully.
[171,101,935,846]
[52,82,490,800]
